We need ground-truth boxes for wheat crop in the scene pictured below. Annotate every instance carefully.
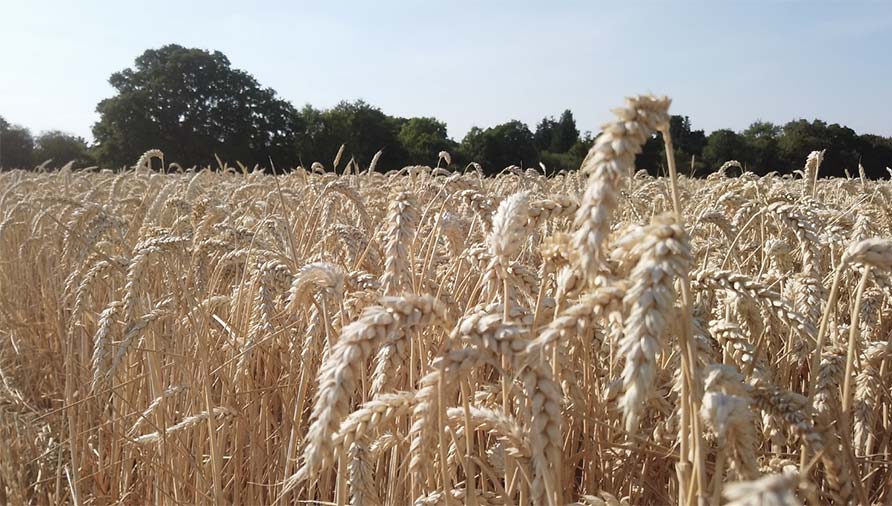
[1,95,891,505]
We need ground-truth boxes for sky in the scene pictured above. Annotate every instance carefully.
[1,0,891,143]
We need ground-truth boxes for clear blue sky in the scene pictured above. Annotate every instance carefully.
[2,0,891,142]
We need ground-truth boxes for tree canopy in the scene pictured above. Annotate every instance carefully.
[398,117,456,166]
[92,44,302,168]
[535,110,581,157]
[3,45,892,176]
[0,116,35,169]
[296,101,408,170]
[34,131,92,166]
[461,120,538,171]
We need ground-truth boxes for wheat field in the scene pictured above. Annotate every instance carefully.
[1,95,891,505]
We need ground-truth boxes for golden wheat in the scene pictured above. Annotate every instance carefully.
[1,95,892,505]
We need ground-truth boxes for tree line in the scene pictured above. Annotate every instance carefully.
[2,44,891,177]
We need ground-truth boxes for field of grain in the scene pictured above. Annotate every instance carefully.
[1,95,890,505]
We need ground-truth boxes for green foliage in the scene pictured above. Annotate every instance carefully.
[703,129,747,171]
[636,135,664,175]
[534,117,558,152]
[461,120,538,174]
[740,121,781,173]
[92,44,302,168]
[34,131,93,167]
[11,45,892,176]
[554,110,580,153]
[539,135,592,172]
[398,117,456,166]
[659,117,892,178]
[0,116,35,169]
[534,110,580,154]
[296,101,409,170]
[859,134,892,177]
[668,116,707,175]
[633,116,708,176]
[778,119,863,178]
[539,150,580,172]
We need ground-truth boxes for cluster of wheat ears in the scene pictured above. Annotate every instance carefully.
[1,95,891,506]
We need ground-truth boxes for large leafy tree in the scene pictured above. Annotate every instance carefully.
[534,110,580,154]
[778,119,861,178]
[296,100,407,170]
[553,109,580,153]
[633,115,707,176]
[92,44,303,168]
[34,131,93,167]
[669,115,707,173]
[741,121,782,174]
[0,116,35,169]
[534,117,558,152]
[635,134,664,176]
[398,117,456,166]
[461,120,537,174]
[858,134,892,178]
[703,129,747,171]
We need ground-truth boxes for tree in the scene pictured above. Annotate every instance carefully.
[296,100,407,170]
[741,121,781,174]
[34,131,92,167]
[633,116,707,176]
[703,129,747,171]
[460,120,537,174]
[777,119,861,178]
[636,135,664,175]
[534,116,558,152]
[858,134,892,178]
[457,126,486,168]
[0,116,35,169]
[553,109,579,153]
[398,117,456,165]
[534,110,579,154]
[669,115,707,172]
[92,44,303,168]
